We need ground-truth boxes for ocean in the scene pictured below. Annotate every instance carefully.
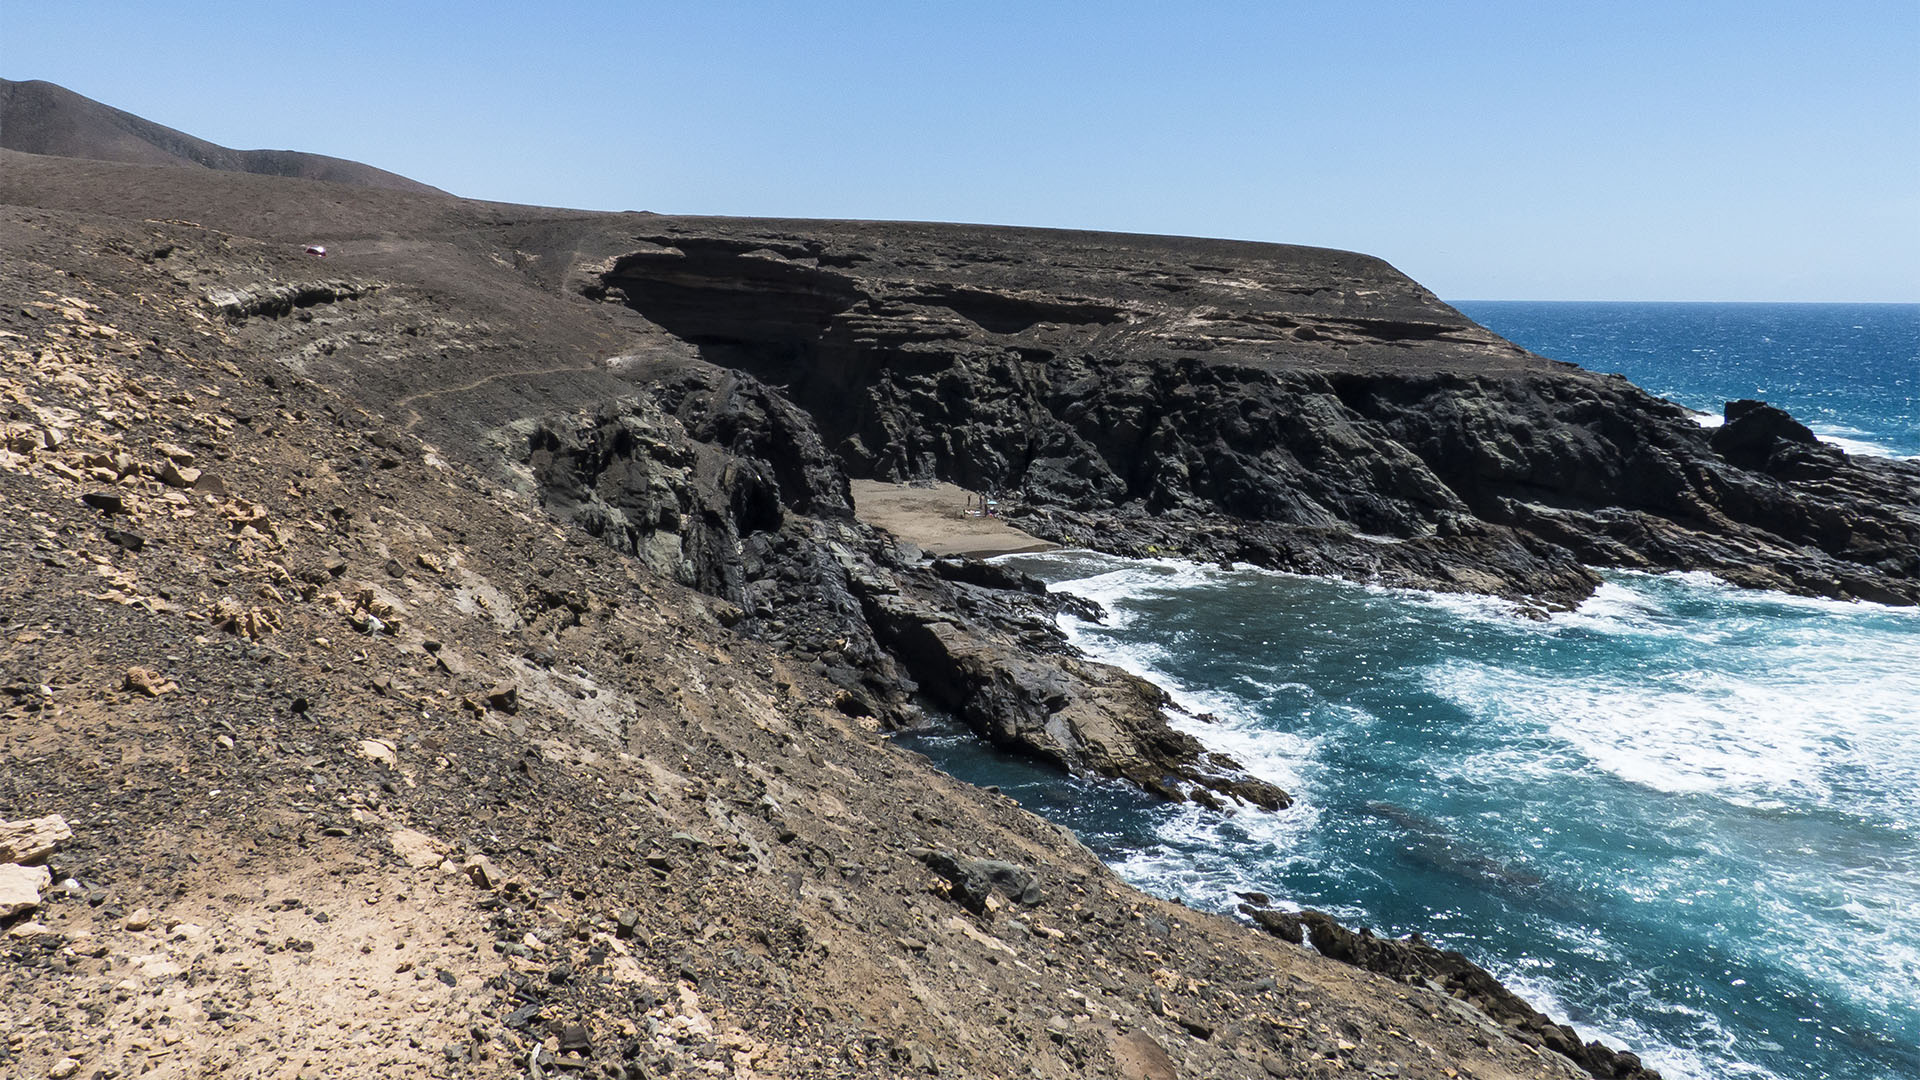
[1457,302,1918,460]
[898,303,1920,1080]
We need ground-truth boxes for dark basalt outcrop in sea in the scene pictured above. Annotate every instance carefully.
[580,220,1920,611]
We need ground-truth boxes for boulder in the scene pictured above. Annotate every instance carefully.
[912,848,1042,912]
[0,863,51,919]
[0,814,71,864]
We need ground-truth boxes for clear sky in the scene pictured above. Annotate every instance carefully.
[5,1,1917,301]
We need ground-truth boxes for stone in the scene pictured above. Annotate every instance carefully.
[80,491,124,514]
[913,848,1042,912]
[125,906,152,931]
[0,863,51,918]
[1243,906,1305,944]
[159,460,202,488]
[484,683,519,713]
[1712,398,1821,470]
[0,814,71,864]
[1107,1029,1177,1080]
[357,738,397,768]
[122,666,177,697]
[464,856,502,890]
[49,1057,80,1079]
[388,828,443,869]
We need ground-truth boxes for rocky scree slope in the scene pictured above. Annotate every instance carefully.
[0,158,1626,1080]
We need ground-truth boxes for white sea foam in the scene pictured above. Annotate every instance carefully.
[1005,551,1920,1080]
[1496,966,1764,1080]
[1688,410,1918,459]
[1432,582,1920,817]
[1011,552,1330,904]
[1429,571,1920,1072]
[1816,431,1919,460]
[1057,616,1321,820]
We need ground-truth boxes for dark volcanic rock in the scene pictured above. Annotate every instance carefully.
[527,368,1290,809]
[522,217,1920,808]
[585,222,1919,609]
[7,97,1799,1080]
[912,848,1044,912]
[1711,398,1818,470]
[1262,909,1662,1080]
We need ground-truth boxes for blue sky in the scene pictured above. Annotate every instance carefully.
[6,2,1917,301]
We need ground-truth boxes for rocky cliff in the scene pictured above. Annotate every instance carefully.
[581,220,1919,612]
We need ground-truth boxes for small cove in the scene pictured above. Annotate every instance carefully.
[901,302,1920,1080]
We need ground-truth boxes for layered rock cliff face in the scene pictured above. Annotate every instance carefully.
[583,222,1919,610]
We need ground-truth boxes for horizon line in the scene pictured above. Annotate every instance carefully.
[1447,298,1920,306]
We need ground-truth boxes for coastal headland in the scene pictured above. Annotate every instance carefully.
[3,80,1916,1079]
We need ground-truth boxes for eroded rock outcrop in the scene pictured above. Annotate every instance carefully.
[529,366,1289,808]
[584,222,1920,610]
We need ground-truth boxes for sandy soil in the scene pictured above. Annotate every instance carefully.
[850,481,1058,557]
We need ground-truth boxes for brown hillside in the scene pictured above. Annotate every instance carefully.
[0,78,446,194]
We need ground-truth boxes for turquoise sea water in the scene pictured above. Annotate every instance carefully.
[899,303,1920,1080]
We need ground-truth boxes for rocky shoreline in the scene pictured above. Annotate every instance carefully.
[4,123,1917,1078]
[592,223,1917,610]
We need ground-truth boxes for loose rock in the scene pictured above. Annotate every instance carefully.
[0,814,71,864]
[0,863,52,919]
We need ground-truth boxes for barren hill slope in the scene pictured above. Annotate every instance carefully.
[0,78,445,194]
[0,151,1631,1080]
